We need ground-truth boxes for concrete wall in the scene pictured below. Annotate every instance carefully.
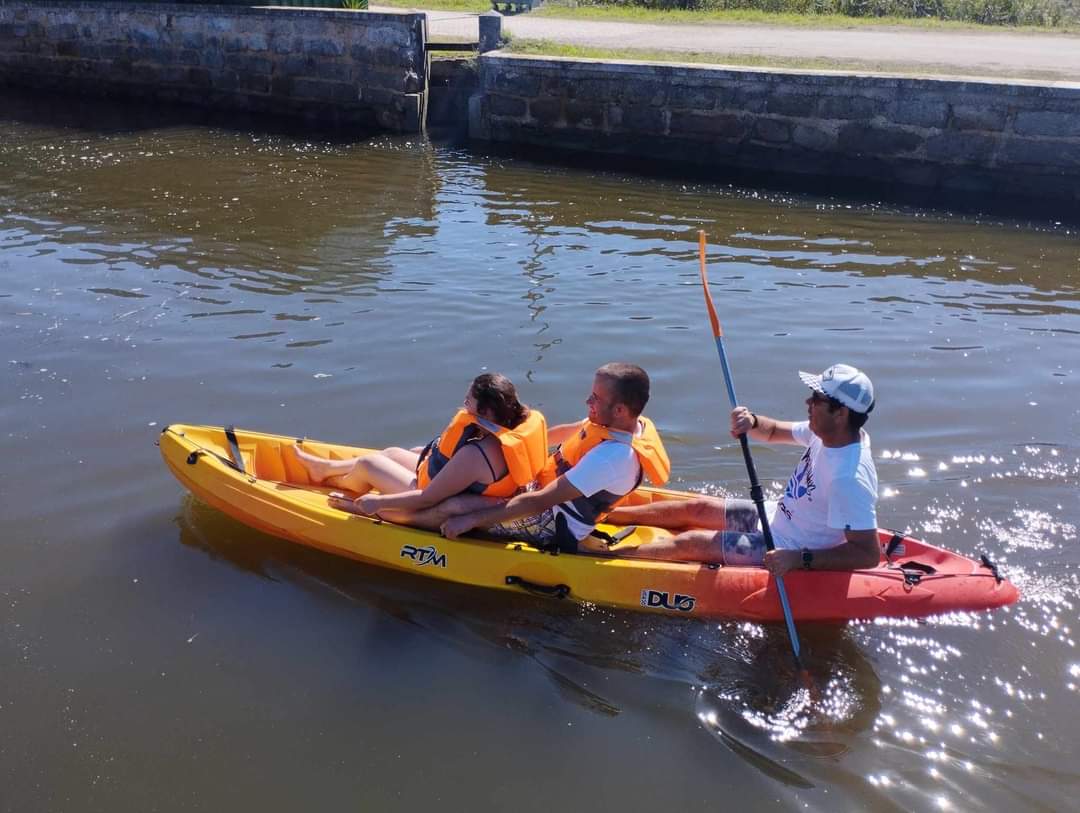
[473,53,1080,206]
[0,1,427,132]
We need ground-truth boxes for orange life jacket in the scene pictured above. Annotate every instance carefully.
[538,416,670,525]
[416,408,548,498]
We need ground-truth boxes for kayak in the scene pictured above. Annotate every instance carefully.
[158,424,1020,622]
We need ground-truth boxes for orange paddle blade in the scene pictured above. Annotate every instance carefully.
[698,230,722,338]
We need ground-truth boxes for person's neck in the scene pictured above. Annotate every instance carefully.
[818,426,860,448]
[608,415,640,434]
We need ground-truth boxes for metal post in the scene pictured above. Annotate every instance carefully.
[478,10,502,54]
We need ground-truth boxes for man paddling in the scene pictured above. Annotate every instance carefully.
[606,363,880,576]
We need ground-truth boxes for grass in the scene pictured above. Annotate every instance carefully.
[502,36,1074,77]
[372,0,1079,29]
[373,0,494,10]
[533,2,1077,29]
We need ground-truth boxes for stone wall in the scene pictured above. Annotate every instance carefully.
[0,1,427,132]
[473,54,1080,206]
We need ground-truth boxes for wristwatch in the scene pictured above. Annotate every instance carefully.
[801,548,813,570]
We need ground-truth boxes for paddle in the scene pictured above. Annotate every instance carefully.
[697,230,805,672]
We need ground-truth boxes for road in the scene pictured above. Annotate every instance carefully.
[385,7,1080,81]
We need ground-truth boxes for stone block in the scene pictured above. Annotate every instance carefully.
[732,84,768,114]
[316,59,352,82]
[565,100,603,128]
[950,104,1006,132]
[1014,110,1077,138]
[211,70,240,91]
[56,40,78,58]
[924,132,999,164]
[754,118,791,143]
[349,42,375,62]
[293,77,357,104]
[488,69,540,98]
[358,86,396,107]
[270,75,293,97]
[665,84,718,111]
[570,78,620,103]
[891,99,949,129]
[180,31,204,50]
[529,97,561,122]
[358,68,411,93]
[240,73,270,94]
[838,123,922,156]
[272,33,295,56]
[628,80,666,107]
[51,22,77,41]
[669,111,746,140]
[206,17,234,34]
[1002,137,1080,168]
[243,32,269,53]
[201,49,225,70]
[130,26,160,48]
[226,54,271,75]
[765,91,817,118]
[160,65,188,84]
[792,123,836,152]
[305,38,345,58]
[819,94,884,121]
[618,104,666,135]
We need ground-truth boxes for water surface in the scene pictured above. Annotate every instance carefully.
[2,91,1078,812]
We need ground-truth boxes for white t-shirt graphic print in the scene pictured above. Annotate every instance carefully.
[768,421,878,550]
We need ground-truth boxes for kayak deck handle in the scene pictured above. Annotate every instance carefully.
[506,576,570,600]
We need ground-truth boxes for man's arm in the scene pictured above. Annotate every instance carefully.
[441,476,583,539]
[546,422,582,447]
[731,406,799,445]
[763,528,881,576]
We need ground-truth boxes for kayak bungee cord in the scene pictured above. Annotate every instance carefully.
[697,230,805,673]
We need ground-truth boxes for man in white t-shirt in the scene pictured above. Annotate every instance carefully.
[607,364,881,576]
[440,363,653,553]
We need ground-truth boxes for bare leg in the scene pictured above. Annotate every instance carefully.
[325,454,415,496]
[374,494,502,532]
[290,444,360,483]
[605,497,728,532]
[613,529,725,564]
[382,446,421,470]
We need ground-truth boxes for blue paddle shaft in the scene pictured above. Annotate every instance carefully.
[712,337,802,662]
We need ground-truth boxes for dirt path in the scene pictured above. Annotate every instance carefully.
[392,7,1080,81]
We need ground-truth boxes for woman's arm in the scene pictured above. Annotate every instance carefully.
[441,476,583,539]
[357,441,500,515]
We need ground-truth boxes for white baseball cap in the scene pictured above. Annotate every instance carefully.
[798,364,875,414]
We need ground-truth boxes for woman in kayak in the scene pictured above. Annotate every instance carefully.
[290,373,547,526]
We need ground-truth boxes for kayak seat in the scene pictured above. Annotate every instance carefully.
[253,443,286,482]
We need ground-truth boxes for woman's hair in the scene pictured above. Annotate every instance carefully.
[471,373,529,428]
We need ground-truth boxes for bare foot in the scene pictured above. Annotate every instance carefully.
[290,443,348,484]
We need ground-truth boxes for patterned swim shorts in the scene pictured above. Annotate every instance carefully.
[484,508,559,547]
[715,498,780,566]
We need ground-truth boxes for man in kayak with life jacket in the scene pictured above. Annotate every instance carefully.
[290,373,548,523]
[605,364,880,576]
[440,363,671,552]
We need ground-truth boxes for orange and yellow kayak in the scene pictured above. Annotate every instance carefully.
[159,424,1020,622]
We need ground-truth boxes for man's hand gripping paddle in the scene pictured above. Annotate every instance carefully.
[697,230,808,677]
